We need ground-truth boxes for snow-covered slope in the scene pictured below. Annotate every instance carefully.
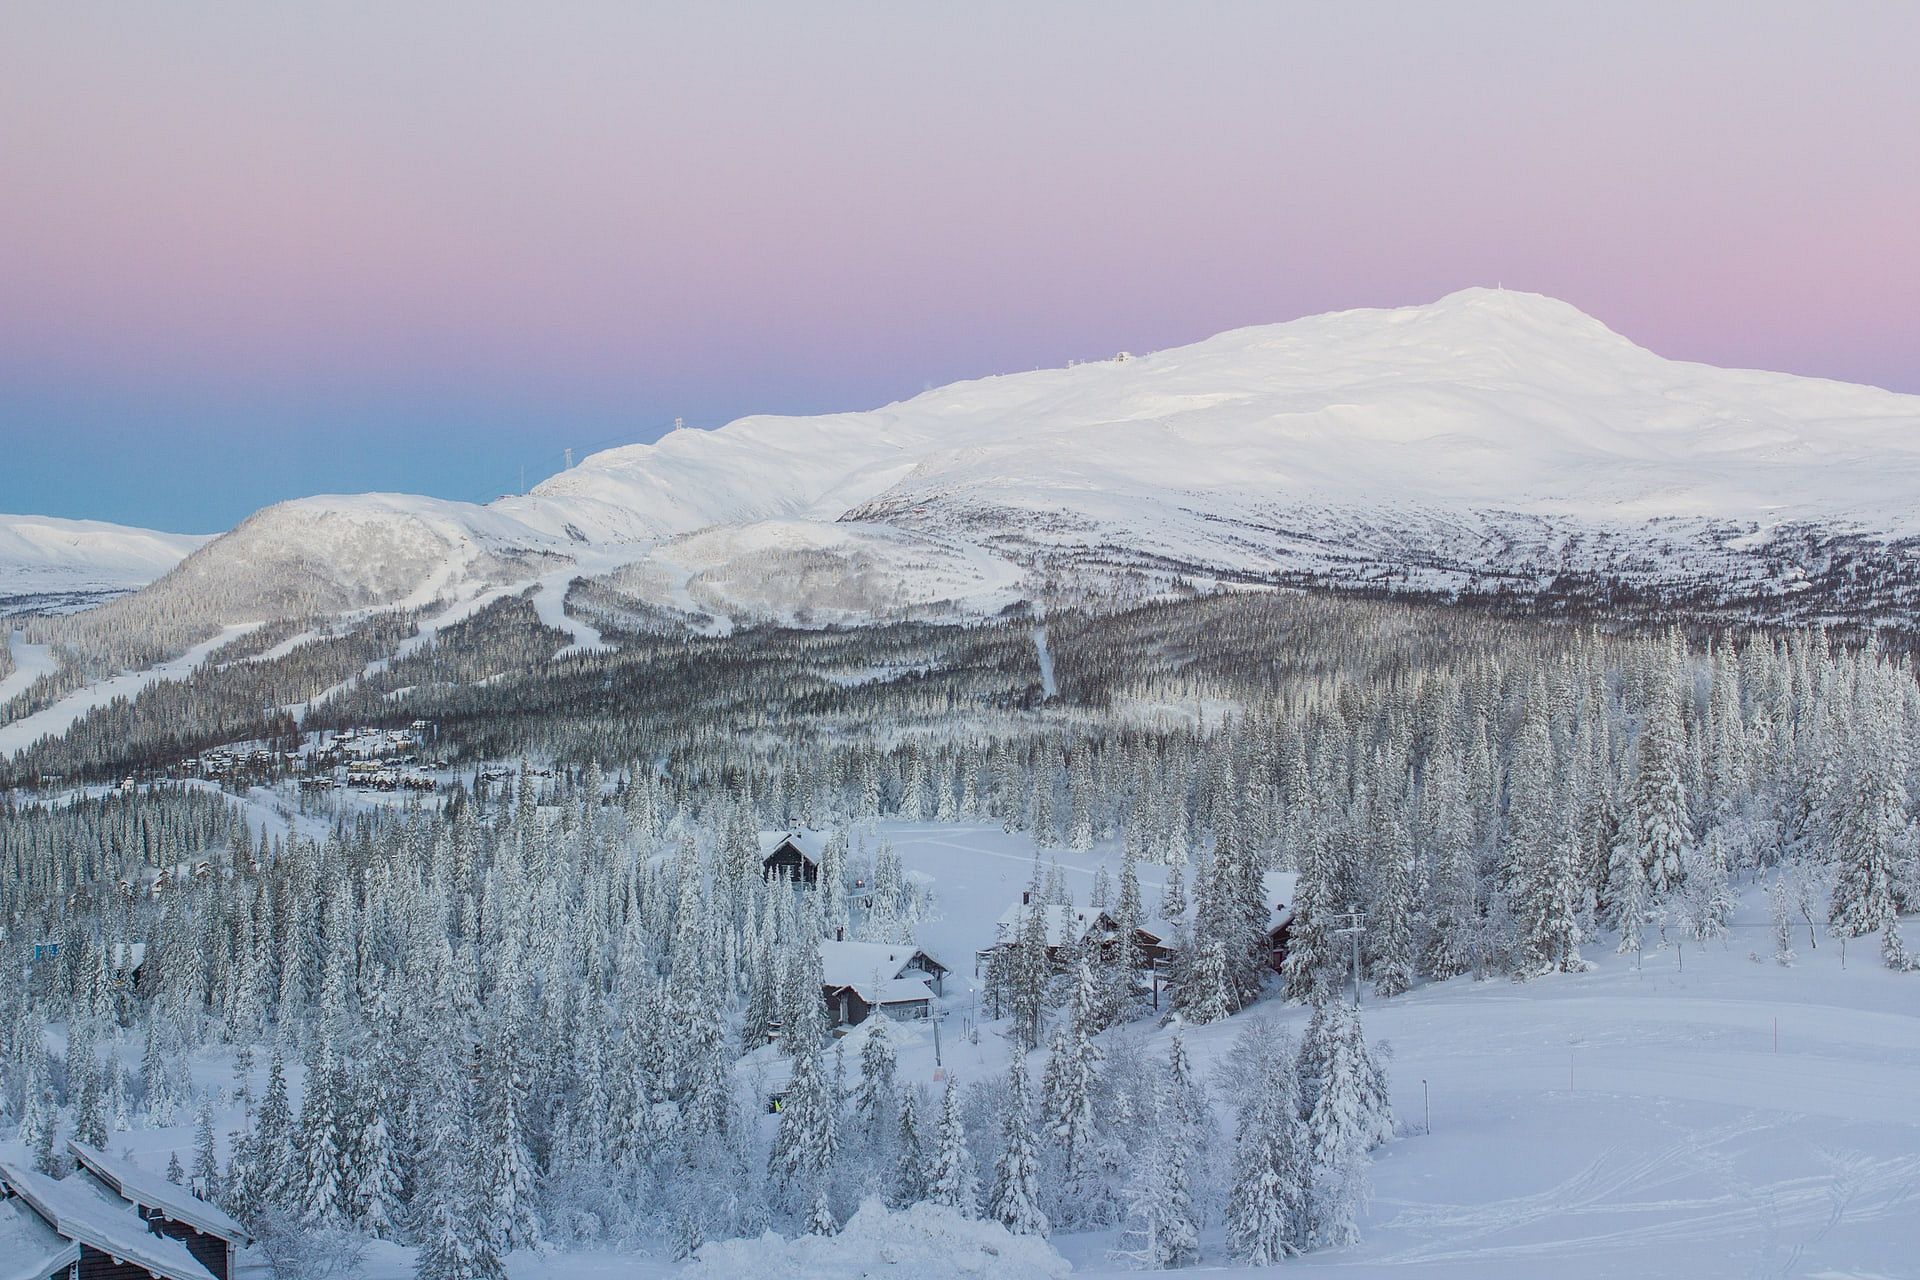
[128,289,1920,631]
[0,514,210,608]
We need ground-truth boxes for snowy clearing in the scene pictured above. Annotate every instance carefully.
[0,630,59,705]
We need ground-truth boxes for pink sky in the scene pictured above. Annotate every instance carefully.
[2,2,1916,530]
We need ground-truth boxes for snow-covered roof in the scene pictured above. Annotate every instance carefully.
[826,975,934,1007]
[69,1141,250,1244]
[758,830,830,863]
[996,900,1131,947]
[994,897,1168,950]
[0,1196,81,1280]
[819,941,948,990]
[1264,871,1301,932]
[0,1161,219,1280]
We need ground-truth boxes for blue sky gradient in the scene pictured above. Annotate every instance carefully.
[3,2,1916,532]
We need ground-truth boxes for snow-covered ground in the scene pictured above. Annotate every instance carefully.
[0,630,59,704]
[487,818,1920,1279]
[1082,956,1920,1278]
[848,824,1920,1278]
[531,570,606,658]
[25,814,1917,1279]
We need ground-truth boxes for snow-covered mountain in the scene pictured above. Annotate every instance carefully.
[0,514,212,611]
[124,289,1920,632]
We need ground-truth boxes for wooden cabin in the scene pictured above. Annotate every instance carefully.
[759,830,828,886]
[819,940,950,1029]
[0,1159,222,1280]
[823,977,933,1028]
[987,892,1172,972]
[1263,871,1300,973]
[68,1141,250,1280]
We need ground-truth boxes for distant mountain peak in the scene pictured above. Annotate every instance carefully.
[0,514,211,603]
[72,290,1920,636]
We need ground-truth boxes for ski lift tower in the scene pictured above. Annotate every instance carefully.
[1328,910,1367,1009]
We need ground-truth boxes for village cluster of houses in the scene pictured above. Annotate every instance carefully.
[756,830,1298,1036]
[296,722,442,794]
[176,747,295,789]
[83,721,450,796]
[0,1141,249,1280]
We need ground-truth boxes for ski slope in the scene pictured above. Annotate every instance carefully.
[0,624,258,759]
[0,632,58,705]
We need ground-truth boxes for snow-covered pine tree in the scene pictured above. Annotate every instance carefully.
[1503,694,1585,975]
[769,1036,838,1220]
[1302,1001,1391,1246]
[926,1079,977,1216]
[1418,747,1481,980]
[854,1015,898,1143]
[1108,842,1147,1023]
[988,1054,1048,1237]
[346,1061,402,1239]
[1681,827,1735,941]
[1283,831,1344,1002]
[295,1036,346,1225]
[1608,816,1651,961]
[412,1060,496,1280]
[1827,682,1912,949]
[1224,1025,1308,1264]
[1769,878,1798,966]
[1627,673,1692,900]
[1367,808,1416,996]
[1008,885,1052,1052]
[892,1086,930,1208]
[478,1004,540,1253]
[1043,957,1104,1176]
[191,1101,220,1203]
[1114,1093,1199,1270]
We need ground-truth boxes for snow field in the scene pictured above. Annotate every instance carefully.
[865,824,1920,1278]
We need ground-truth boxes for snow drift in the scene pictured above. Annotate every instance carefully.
[684,1200,1071,1280]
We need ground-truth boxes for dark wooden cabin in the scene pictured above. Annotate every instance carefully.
[70,1141,250,1280]
[0,1160,222,1280]
[823,978,933,1028]
[759,830,826,885]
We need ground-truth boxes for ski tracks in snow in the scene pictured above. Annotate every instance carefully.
[1371,1128,1920,1268]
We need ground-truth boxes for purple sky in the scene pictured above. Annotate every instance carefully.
[3,2,1916,531]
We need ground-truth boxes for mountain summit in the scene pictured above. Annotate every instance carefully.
[94,290,1920,632]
